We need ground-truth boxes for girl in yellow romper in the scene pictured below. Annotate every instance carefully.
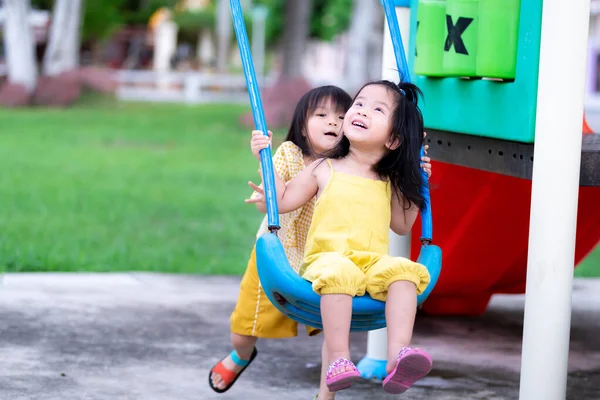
[249,80,433,396]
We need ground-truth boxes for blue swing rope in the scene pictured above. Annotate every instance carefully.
[231,0,432,242]
[381,0,433,243]
[230,0,280,231]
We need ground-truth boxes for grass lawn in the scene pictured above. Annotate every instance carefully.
[0,94,598,276]
[0,95,267,274]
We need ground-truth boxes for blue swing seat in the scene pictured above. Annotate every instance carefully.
[256,232,442,331]
[230,0,443,332]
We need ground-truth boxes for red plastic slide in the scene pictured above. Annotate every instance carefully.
[411,161,600,317]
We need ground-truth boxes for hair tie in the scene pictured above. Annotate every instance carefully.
[399,88,406,95]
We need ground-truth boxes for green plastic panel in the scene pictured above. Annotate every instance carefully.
[476,0,521,79]
[408,0,543,143]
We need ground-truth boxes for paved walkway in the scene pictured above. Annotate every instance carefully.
[1,273,599,399]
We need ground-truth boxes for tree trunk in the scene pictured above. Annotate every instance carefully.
[197,29,215,67]
[345,0,378,92]
[3,0,37,92]
[215,0,232,72]
[239,0,313,128]
[367,0,384,81]
[281,0,312,79]
[42,0,83,76]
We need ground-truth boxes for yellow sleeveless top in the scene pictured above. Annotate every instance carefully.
[300,159,393,274]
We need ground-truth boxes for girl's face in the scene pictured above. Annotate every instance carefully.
[343,84,395,152]
[304,99,346,154]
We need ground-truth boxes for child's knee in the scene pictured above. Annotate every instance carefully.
[366,256,431,301]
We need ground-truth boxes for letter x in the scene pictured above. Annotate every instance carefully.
[444,16,473,55]
[415,21,420,56]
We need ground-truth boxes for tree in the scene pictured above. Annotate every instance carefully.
[252,0,351,48]
[366,1,384,82]
[43,0,84,76]
[310,0,352,41]
[345,0,382,92]
[215,0,231,72]
[280,0,312,78]
[2,0,37,92]
[240,0,314,128]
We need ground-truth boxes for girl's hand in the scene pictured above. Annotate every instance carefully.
[421,154,432,178]
[421,131,432,178]
[245,181,265,204]
[251,130,272,161]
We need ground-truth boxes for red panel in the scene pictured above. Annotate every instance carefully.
[412,162,600,316]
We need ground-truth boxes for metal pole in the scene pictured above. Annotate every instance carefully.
[518,0,590,398]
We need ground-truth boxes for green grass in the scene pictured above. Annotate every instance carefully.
[0,94,598,277]
[0,95,264,274]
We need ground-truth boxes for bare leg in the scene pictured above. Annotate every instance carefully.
[210,332,258,390]
[385,280,417,373]
[317,340,336,399]
[321,293,353,379]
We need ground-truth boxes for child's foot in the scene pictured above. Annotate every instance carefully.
[210,354,242,390]
[382,347,432,394]
[326,357,361,392]
[208,348,258,393]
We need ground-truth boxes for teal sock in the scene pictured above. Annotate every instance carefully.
[230,350,250,367]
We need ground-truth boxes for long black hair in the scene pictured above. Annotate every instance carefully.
[327,80,426,210]
[285,85,352,157]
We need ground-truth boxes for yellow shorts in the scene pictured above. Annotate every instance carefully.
[302,251,430,302]
[230,247,321,338]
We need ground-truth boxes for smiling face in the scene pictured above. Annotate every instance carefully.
[342,84,396,152]
[304,99,346,154]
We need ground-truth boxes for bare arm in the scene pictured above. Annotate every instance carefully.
[246,131,289,214]
[247,130,318,214]
[249,161,318,214]
[391,132,430,233]
[390,192,420,236]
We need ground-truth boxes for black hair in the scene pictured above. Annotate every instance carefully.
[285,85,353,157]
[326,80,426,210]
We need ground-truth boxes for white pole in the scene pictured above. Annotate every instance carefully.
[357,3,412,380]
[518,0,590,398]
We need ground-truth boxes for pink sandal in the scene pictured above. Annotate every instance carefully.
[382,347,432,394]
[326,357,361,392]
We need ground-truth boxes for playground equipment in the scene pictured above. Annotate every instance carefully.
[406,0,600,316]
[232,0,597,396]
[230,0,442,332]
[360,0,599,398]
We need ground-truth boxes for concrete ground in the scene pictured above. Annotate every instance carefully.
[1,273,599,399]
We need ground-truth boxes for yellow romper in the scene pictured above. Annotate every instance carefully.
[301,159,431,301]
[230,141,320,338]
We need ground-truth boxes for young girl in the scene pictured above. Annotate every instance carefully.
[211,85,432,399]
[209,85,353,395]
[248,80,433,395]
